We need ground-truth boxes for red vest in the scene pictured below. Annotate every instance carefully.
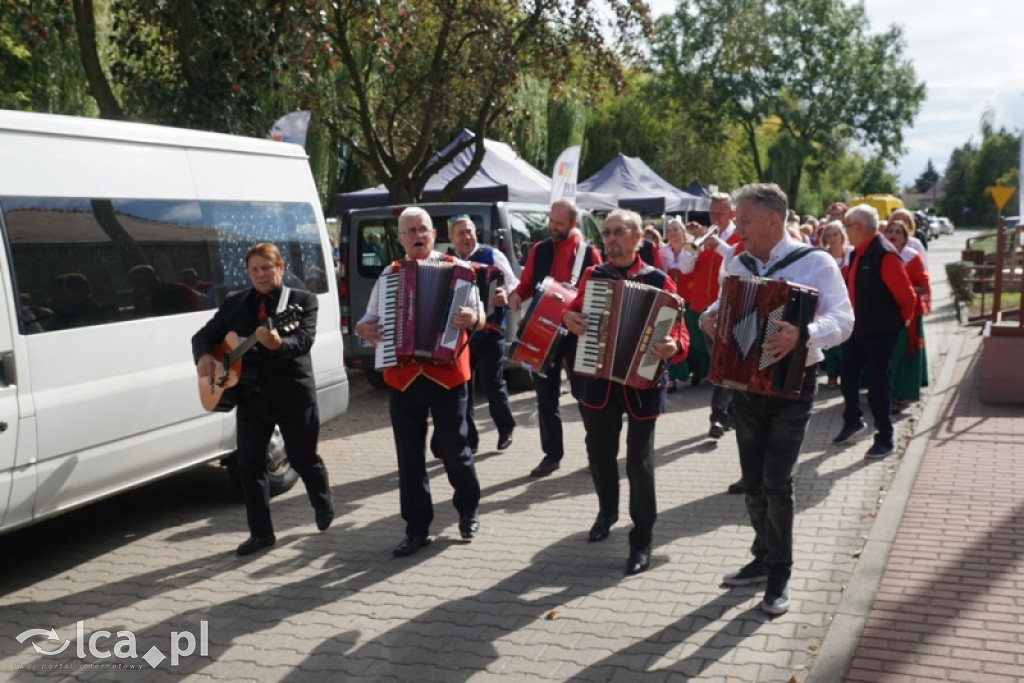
[381,255,473,391]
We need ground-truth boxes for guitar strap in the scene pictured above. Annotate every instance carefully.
[276,286,292,315]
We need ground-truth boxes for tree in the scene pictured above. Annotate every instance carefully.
[652,0,925,206]
[853,156,899,196]
[291,0,651,204]
[1,0,93,114]
[914,159,940,193]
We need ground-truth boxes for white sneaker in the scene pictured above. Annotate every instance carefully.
[762,583,791,616]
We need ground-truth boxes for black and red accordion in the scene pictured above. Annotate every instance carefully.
[508,277,577,377]
[709,275,818,398]
[374,259,475,369]
[573,279,684,389]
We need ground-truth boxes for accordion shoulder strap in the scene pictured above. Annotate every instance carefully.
[739,246,817,278]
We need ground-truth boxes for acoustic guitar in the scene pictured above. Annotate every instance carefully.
[198,304,303,412]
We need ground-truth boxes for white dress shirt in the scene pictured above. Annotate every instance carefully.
[706,236,854,366]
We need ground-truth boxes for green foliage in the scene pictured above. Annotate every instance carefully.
[853,156,899,196]
[938,115,1020,224]
[0,0,93,114]
[294,0,651,204]
[914,159,940,193]
[105,0,303,134]
[653,0,924,207]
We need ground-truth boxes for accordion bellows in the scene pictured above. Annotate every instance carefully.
[574,278,684,389]
[709,275,818,398]
[375,259,475,368]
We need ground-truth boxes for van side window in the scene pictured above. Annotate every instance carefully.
[1,197,329,335]
[355,220,401,277]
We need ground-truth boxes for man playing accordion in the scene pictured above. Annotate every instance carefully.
[562,209,688,576]
[699,184,853,615]
[354,207,485,558]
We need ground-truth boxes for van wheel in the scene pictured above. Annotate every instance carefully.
[505,367,534,392]
[364,368,387,389]
[225,427,300,498]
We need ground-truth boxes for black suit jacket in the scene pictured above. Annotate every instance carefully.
[191,286,319,406]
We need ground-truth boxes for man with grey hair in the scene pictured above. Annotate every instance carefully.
[833,204,916,459]
[355,206,486,557]
[447,214,519,452]
[700,183,853,615]
[563,209,687,575]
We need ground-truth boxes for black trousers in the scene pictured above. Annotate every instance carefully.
[466,335,516,447]
[388,376,481,537]
[532,342,578,461]
[579,395,658,551]
[840,331,900,447]
[236,397,331,538]
[732,367,817,583]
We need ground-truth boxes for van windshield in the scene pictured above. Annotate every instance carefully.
[353,211,488,277]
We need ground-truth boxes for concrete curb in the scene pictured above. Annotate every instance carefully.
[806,329,967,683]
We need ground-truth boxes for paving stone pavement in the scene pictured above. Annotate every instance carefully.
[1,234,1005,682]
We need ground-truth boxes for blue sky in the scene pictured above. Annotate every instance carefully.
[646,0,1024,187]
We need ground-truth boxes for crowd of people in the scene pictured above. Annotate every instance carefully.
[196,185,931,620]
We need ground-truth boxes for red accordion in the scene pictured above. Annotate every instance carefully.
[709,275,818,398]
[508,277,576,377]
[375,259,475,369]
[573,279,684,389]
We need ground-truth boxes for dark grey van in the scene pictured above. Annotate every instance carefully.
[338,201,601,387]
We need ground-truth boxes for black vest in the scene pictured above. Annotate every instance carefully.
[851,234,904,336]
[532,238,596,284]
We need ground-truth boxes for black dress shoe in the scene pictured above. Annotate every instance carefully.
[236,534,276,556]
[588,512,618,543]
[459,514,480,540]
[393,535,432,557]
[727,479,744,495]
[529,457,560,477]
[625,546,651,575]
[315,507,335,531]
[832,418,867,444]
[708,422,725,439]
[497,432,513,451]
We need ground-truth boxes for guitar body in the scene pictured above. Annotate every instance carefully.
[199,333,260,412]
[196,303,303,412]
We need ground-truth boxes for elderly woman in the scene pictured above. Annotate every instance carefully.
[818,220,852,388]
[889,208,928,269]
[660,217,690,392]
[884,216,930,412]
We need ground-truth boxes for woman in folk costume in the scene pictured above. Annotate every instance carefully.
[883,215,930,413]
[818,220,853,389]
[659,217,691,392]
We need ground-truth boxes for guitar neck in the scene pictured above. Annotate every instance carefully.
[225,318,273,366]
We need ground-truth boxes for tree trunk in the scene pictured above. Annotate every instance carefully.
[72,0,123,120]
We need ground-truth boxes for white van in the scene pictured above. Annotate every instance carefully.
[0,110,348,533]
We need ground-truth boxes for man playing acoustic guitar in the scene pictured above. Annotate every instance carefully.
[192,242,334,556]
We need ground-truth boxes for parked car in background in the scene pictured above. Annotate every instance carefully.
[935,217,955,236]
[338,201,602,388]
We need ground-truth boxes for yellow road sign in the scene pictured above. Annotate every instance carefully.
[988,186,1015,210]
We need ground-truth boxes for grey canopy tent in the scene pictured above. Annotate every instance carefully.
[336,130,616,213]
[578,154,710,214]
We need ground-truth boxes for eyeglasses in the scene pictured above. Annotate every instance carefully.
[401,226,433,236]
[601,227,630,239]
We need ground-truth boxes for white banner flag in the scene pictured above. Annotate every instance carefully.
[268,110,312,149]
[550,145,581,204]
